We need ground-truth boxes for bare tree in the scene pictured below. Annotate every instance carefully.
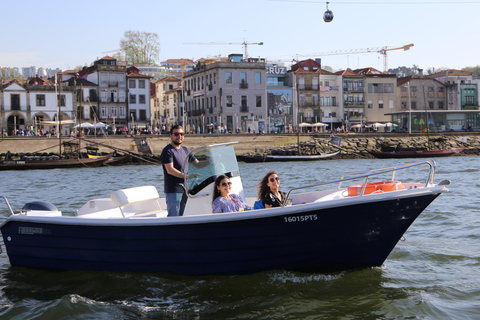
[120,30,160,65]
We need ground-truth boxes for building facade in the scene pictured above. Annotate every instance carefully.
[0,80,75,135]
[78,56,128,127]
[127,66,152,128]
[183,57,267,134]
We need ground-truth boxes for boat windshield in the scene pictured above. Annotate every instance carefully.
[186,144,239,195]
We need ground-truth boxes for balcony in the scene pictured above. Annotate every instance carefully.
[240,106,249,112]
[299,85,319,91]
[240,81,249,89]
[344,101,365,107]
[343,87,364,93]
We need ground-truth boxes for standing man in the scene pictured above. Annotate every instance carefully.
[161,125,190,217]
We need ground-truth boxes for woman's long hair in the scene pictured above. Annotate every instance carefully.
[257,171,277,200]
[212,175,229,203]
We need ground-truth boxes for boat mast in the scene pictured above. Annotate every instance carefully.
[422,83,431,149]
[55,74,62,156]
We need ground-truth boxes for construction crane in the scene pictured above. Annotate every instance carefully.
[183,41,264,59]
[101,49,124,55]
[283,43,414,72]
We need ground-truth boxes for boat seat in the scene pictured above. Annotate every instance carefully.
[110,186,165,218]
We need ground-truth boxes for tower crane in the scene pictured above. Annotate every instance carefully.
[101,49,124,55]
[284,43,414,72]
[182,40,264,59]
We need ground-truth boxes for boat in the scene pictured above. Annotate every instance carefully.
[369,147,465,159]
[237,136,341,162]
[369,137,465,159]
[0,140,113,170]
[237,150,340,162]
[0,142,449,275]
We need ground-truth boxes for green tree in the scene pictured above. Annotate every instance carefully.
[120,30,161,65]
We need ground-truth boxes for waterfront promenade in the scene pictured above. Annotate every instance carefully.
[1,132,479,159]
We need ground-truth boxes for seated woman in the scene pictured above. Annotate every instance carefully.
[257,171,287,208]
[212,175,252,213]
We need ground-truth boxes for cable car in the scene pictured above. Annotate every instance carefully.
[324,2,334,23]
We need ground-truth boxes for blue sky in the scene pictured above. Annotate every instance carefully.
[2,0,480,72]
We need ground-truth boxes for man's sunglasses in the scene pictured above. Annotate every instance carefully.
[221,182,233,187]
[269,177,280,182]
[173,132,185,136]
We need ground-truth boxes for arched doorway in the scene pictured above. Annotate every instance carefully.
[7,114,25,136]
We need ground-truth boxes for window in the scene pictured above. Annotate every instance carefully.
[241,72,247,85]
[139,80,145,89]
[438,101,444,109]
[110,89,117,102]
[411,101,416,109]
[129,79,136,88]
[226,72,232,84]
[255,72,261,84]
[139,110,146,121]
[368,83,394,93]
[429,101,434,109]
[119,106,126,117]
[57,94,66,107]
[241,96,247,111]
[401,102,407,109]
[101,73,107,84]
[379,100,383,109]
[111,106,118,117]
[226,95,233,107]
[130,94,136,104]
[100,90,108,102]
[101,105,107,118]
[119,90,125,102]
[312,77,319,90]
[299,77,305,90]
[368,100,373,109]
[36,94,45,106]
[256,95,262,108]
[411,86,417,92]
[139,94,146,104]
[117,74,124,84]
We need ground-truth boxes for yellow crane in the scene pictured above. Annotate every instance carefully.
[183,40,264,59]
[280,43,414,72]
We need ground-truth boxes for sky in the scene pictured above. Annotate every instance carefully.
[2,0,480,73]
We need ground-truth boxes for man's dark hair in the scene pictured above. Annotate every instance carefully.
[170,125,183,135]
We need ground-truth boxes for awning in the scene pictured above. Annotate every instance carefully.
[40,120,75,126]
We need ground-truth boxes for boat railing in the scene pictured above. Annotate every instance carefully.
[0,196,15,215]
[284,160,437,204]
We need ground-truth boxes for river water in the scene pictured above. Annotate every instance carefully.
[0,156,478,319]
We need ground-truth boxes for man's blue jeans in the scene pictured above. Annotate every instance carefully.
[166,192,186,216]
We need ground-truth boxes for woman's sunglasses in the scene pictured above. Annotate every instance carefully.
[221,182,233,187]
[269,177,280,182]
[173,132,185,136]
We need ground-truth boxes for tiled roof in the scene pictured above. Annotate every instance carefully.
[427,69,472,77]
[335,69,359,76]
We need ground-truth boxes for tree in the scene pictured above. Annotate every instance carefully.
[120,30,161,65]
[387,65,420,77]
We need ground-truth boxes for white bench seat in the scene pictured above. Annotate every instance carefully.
[110,186,167,218]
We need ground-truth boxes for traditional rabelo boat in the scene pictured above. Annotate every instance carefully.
[0,142,449,275]
[0,140,112,170]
